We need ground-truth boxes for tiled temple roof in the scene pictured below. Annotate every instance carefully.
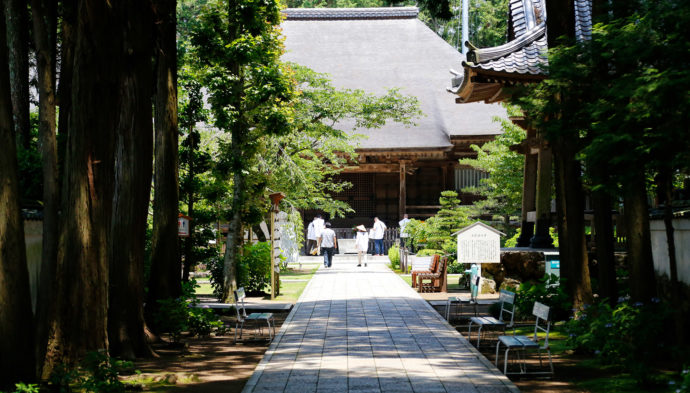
[282,7,419,20]
[281,7,507,151]
[449,0,592,104]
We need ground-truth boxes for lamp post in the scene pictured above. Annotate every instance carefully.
[269,192,285,300]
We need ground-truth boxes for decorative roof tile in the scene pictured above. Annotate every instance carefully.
[574,0,593,42]
[282,7,419,20]
[450,0,593,103]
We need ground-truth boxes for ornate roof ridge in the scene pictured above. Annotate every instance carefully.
[466,22,546,65]
[282,7,419,20]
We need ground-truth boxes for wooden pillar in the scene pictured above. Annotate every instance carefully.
[531,144,554,248]
[441,165,448,191]
[517,151,538,246]
[399,161,407,219]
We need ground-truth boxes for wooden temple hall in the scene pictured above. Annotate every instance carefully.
[450,0,592,247]
[281,7,508,228]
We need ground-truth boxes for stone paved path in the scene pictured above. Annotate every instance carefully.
[242,260,519,393]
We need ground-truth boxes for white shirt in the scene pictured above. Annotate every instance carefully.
[372,220,386,240]
[399,218,411,238]
[355,231,369,252]
[307,222,316,241]
[313,218,325,238]
[319,228,336,248]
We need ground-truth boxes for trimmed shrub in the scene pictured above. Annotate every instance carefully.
[388,245,400,269]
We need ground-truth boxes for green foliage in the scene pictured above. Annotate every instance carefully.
[9,383,39,393]
[419,0,508,51]
[48,352,132,393]
[79,352,127,393]
[210,242,273,297]
[503,227,559,248]
[459,110,526,226]
[515,1,690,199]
[676,367,690,392]
[403,191,473,260]
[447,262,465,274]
[416,249,443,257]
[565,299,673,387]
[154,297,189,343]
[237,242,272,294]
[154,279,223,341]
[387,245,400,269]
[209,255,225,300]
[515,274,571,321]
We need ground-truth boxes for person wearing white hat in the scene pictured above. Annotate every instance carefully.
[355,225,369,267]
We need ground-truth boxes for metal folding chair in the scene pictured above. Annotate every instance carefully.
[233,287,275,343]
[495,301,553,376]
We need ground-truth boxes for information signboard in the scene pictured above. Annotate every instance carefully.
[453,222,504,264]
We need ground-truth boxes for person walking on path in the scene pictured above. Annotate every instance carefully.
[307,215,324,255]
[372,217,387,256]
[355,225,369,267]
[399,213,411,249]
[319,222,337,268]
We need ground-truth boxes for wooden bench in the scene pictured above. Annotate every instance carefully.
[233,287,275,343]
[495,301,553,376]
[467,289,515,347]
[417,257,447,293]
[410,255,439,289]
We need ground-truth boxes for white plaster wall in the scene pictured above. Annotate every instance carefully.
[650,218,690,285]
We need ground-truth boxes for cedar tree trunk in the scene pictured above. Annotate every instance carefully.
[622,171,656,302]
[56,0,76,163]
[148,0,181,321]
[553,138,593,310]
[31,0,59,374]
[1,8,35,387]
[591,187,617,303]
[2,0,30,149]
[108,0,155,360]
[44,0,120,375]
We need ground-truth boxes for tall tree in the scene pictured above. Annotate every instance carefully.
[2,0,30,149]
[178,78,213,282]
[44,0,121,374]
[108,0,156,359]
[56,0,76,145]
[147,0,182,326]
[0,6,35,387]
[31,0,60,373]
[191,0,295,302]
[520,0,592,309]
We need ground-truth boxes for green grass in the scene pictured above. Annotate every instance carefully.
[194,282,214,296]
[264,264,320,301]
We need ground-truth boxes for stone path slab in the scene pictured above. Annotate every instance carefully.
[242,261,519,393]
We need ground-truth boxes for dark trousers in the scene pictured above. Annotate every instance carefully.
[306,239,318,254]
[322,247,335,267]
[374,239,384,255]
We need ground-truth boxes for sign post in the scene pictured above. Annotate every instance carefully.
[269,193,285,300]
[453,222,505,298]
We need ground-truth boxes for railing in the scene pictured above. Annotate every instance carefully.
[303,227,400,255]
